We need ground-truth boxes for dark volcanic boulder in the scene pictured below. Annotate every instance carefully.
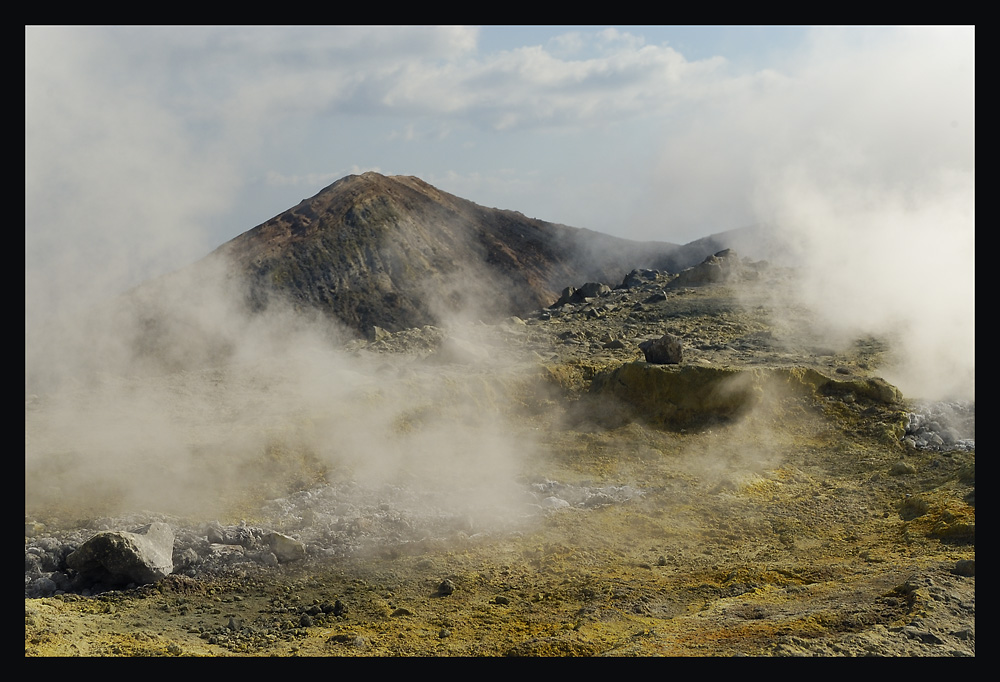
[66,522,174,586]
[551,282,612,308]
[620,268,660,289]
[576,282,612,299]
[639,333,683,364]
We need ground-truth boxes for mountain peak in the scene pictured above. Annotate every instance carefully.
[191,174,730,337]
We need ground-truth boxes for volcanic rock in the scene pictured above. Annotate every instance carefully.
[66,522,174,586]
[620,268,661,289]
[264,532,306,563]
[667,249,743,288]
[639,333,684,364]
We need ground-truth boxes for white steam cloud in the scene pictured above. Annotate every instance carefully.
[631,27,974,401]
[25,26,974,523]
[749,27,975,401]
[25,256,535,522]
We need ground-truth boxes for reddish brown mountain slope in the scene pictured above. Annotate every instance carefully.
[208,172,704,336]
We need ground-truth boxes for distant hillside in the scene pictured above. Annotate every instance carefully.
[109,171,767,367]
[29,172,772,386]
[204,172,736,336]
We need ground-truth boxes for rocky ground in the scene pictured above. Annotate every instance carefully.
[25,253,975,656]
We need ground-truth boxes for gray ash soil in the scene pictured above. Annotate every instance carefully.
[25,262,974,656]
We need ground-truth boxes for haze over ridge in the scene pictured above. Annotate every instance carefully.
[25,26,974,401]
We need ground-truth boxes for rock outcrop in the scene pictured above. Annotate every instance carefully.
[589,364,904,430]
[66,522,174,587]
[666,248,747,288]
[589,363,763,428]
[638,333,684,364]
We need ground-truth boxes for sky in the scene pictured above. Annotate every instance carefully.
[25,25,975,399]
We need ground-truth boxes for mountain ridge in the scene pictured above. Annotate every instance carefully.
[200,171,745,337]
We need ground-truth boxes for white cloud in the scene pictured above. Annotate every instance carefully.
[372,35,727,130]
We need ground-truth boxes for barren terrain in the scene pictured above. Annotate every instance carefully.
[25,264,975,656]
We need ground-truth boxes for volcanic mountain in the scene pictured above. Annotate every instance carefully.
[203,172,730,337]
